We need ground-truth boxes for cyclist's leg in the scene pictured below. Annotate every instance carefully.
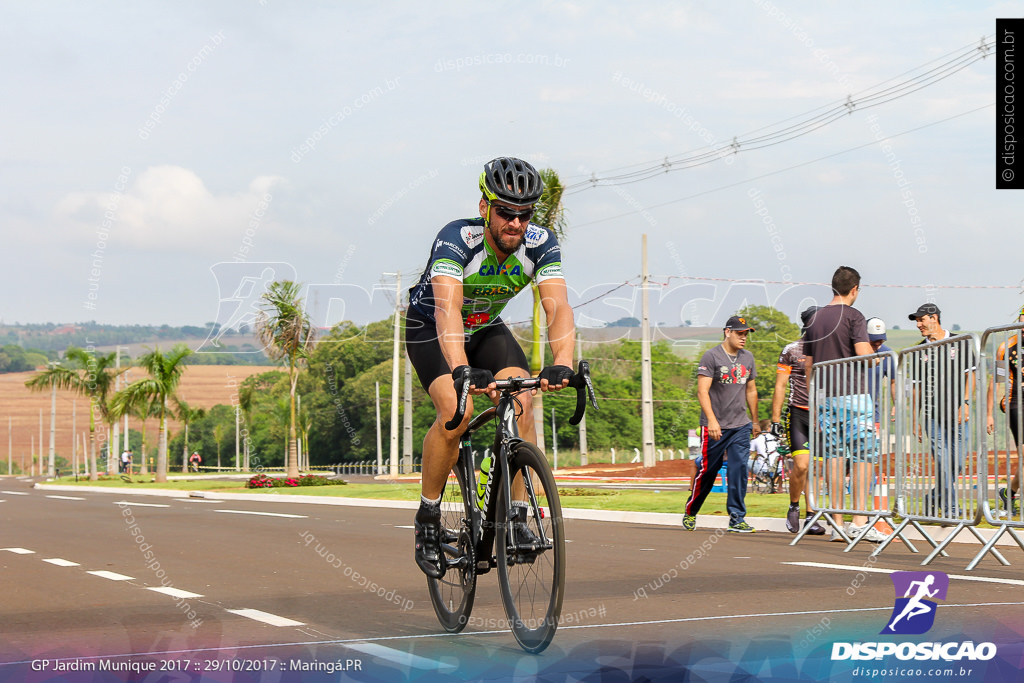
[789,406,811,508]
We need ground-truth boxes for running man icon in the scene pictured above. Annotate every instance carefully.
[882,571,949,635]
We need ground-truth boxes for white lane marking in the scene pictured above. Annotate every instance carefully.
[147,587,204,599]
[87,570,134,581]
[226,609,305,627]
[2,548,35,554]
[46,495,86,501]
[639,548,656,551]
[43,558,80,567]
[112,501,170,508]
[394,525,415,529]
[783,561,1024,587]
[213,509,307,519]
[174,499,224,503]
[1,490,29,495]
[345,642,456,672]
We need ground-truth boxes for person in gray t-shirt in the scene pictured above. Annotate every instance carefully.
[682,315,760,533]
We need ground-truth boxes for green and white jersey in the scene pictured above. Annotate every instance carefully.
[408,218,563,333]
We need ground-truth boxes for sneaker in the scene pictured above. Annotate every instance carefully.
[682,514,696,531]
[829,526,846,542]
[999,487,1021,515]
[414,503,444,579]
[786,505,800,533]
[846,523,889,544]
[727,520,755,533]
[804,514,826,536]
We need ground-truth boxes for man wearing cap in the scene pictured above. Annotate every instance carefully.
[909,303,976,517]
[866,317,897,430]
[804,266,887,542]
[683,315,760,533]
[770,306,825,535]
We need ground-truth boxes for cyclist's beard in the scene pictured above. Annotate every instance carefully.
[489,221,525,255]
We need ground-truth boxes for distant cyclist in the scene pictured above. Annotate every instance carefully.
[188,452,202,473]
[406,157,577,578]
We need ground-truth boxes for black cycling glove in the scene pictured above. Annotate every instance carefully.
[539,364,575,387]
[770,422,784,438]
[451,365,495,393]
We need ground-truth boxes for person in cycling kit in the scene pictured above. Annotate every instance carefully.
[406,157,577,578]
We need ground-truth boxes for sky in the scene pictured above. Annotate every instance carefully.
[2,1,1021,335]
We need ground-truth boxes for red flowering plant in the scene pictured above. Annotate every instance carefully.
[245,473,346,489]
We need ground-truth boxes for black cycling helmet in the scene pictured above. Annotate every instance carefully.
[479,157,544,206]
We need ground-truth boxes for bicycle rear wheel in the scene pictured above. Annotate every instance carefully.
[426,464,476,632]
[496,441,565,653]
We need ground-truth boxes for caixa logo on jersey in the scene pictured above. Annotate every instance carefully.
[831,571,997,662]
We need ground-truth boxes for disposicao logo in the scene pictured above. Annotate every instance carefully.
[882,571,948,635]
[831,571,997,663]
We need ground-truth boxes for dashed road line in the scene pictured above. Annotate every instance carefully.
[1,490,29,495]
[46,495,85,501]
[147,587,204,599]
[782,561,1024,587]
[87,570,135,581]
[2,548,35,554]
[112,501,170,508]
[345,642,456,672]
[213,509,307,519]
[226,609,305,627]
[173,499,224,503]
[42,558,80,567]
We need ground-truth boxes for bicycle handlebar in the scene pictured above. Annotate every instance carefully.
[444,360,599,431]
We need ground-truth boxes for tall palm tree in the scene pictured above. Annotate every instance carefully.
[112,345,192,483]
[529,168,569,453]
[177,400,206,473]
[25,347,123,481]
[255,281,316,478]
[213,422,226,470]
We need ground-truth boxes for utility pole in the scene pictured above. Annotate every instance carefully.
[38,410,43,477]
[577,331,588,466]
[113,347,124,476]
[383,271,401,477]
[640,234,656,468]
[551,407,558,470]
[403,351,413,474]
[48,361,59,478]
[71,402,76,477]
[7,417,11,476]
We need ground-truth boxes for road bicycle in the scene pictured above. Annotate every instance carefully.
[748,437,788,495]
[426,361,597,654]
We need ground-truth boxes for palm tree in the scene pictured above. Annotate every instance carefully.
[177,400,206,474]
[255,281,316,478]
[112,345,192,483]
[212,422,226,470]
[25,347,123,481]
[529,168,569,453]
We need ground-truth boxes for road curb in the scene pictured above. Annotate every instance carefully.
[31,484,1022,546]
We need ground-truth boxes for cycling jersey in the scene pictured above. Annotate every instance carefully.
[408,218,563,334]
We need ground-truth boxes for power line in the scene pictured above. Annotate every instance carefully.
[567,35,993,193]
[570,102,992,229]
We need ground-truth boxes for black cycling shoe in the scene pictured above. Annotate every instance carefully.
[510,505,542,563]
[414,503,445,579]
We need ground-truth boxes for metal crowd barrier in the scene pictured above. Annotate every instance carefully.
[967,323,1024,569]
[870,333,1005,566]
[795,349,904,551]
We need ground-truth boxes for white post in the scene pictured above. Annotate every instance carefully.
[551,407,557,470]
[403,351,413,474]
[48,364,57,478]
[375,381,383,476]
[7,416,11,476]
[577,331,588,466]
[611,447,616,464]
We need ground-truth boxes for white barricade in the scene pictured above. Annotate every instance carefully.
[968,324,1024,569]
[796,350,903,551]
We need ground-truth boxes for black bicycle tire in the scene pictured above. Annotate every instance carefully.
[496,441,565,654]
[426,463,476,632]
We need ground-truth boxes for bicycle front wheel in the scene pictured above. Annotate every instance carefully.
[496,441,565,654]
[426,464,476,632]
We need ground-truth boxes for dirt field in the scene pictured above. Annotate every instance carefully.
[0,365,275,471]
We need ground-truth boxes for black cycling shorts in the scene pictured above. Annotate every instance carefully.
[789,405,810,454]
[405,310,530,392]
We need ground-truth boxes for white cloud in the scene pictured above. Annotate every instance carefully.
[53,166,287,250]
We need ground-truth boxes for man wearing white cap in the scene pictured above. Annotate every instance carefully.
[866,317,897,430]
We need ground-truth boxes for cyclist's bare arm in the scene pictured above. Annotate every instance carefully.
[432,275,496,398]
[538,277,575,391]
[770,369,788,423]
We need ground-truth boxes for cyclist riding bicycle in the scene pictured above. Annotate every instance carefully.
[406,156,577,579]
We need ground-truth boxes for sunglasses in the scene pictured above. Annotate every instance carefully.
[491,204,534,222]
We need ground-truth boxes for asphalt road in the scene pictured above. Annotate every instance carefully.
[2,478,1023,682]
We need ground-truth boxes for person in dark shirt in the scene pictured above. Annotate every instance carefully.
[986,306,1024,515]
[804,266,886,542]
